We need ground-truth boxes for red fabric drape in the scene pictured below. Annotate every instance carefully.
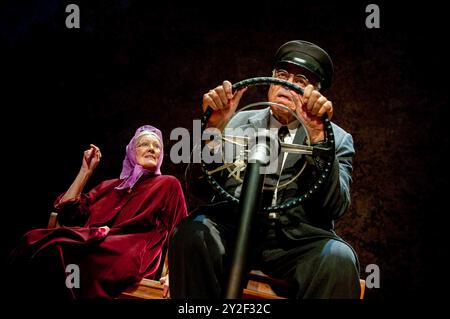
[11,175,187,298]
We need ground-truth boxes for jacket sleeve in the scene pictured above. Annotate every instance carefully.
[184,143,223,210]
[53,180,116,226]
[306,128,355,222]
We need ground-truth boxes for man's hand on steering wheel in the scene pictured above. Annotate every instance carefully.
[202,80,247,131]
[295,84,333,144]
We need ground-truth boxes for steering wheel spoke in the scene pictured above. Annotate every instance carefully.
[280,142,313,155]
[206,162,236,175]
[222,134,249,147]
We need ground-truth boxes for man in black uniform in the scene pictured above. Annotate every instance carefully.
[169,40,360,299]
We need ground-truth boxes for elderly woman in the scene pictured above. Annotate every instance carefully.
[9,125,187,299]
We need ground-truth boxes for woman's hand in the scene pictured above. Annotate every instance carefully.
[81,144,102,174]
[60,144,102,203]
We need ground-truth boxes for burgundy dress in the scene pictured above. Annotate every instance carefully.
[11,174,187,298]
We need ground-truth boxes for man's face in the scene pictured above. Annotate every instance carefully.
[268,63,320,124]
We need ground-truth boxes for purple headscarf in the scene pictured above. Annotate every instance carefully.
[115,125,164,191]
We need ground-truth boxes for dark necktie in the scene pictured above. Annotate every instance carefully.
[278,125,289,142]
[276,126,289,175]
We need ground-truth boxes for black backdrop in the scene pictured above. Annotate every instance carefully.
[1,0,448,304]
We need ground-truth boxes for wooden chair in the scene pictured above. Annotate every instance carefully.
[47,213,365,299]
[47,212,60,228]
[119,269,365,299]
[244,270,365,299]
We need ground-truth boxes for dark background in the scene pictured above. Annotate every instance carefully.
[1,0,448,303]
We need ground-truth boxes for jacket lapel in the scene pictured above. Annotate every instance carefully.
[283,126,306,171]
[248,108,271,129]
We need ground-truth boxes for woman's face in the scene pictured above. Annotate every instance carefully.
[135,133,162,170]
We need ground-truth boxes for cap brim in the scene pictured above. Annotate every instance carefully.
[275,51,325,83]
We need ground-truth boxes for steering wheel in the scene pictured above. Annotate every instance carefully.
[200,77,335,213]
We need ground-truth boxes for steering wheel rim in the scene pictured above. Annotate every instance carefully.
[200,77,335,212]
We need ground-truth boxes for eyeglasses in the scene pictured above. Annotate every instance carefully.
[136,139,161,150]
[273,69,313,89]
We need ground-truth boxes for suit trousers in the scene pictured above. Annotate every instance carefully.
[169,211,360,299]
